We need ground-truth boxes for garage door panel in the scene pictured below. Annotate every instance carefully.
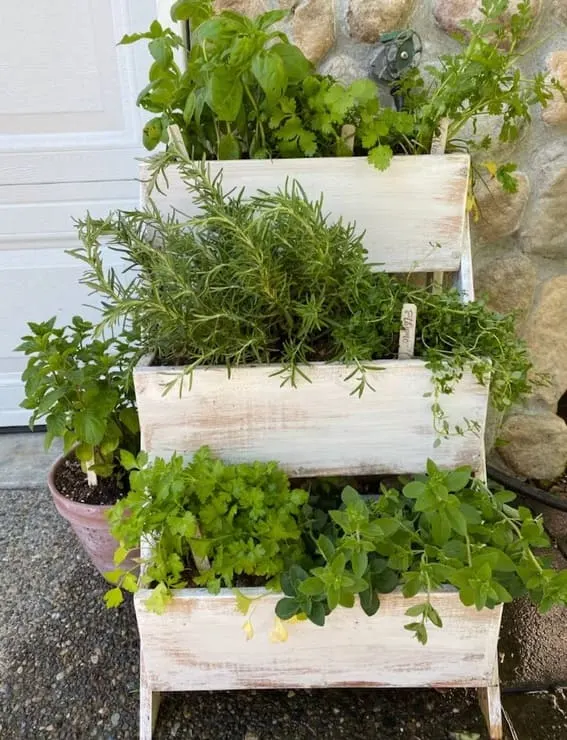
[0,245,127,427]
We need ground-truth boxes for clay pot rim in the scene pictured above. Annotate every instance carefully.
[47,452,115,514]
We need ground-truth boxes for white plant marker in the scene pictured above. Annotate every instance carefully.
[86,458,97,487]
[398,303,417,360]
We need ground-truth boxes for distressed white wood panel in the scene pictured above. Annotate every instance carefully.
[140,154,471,273]
[135,587,503,692]
[134,359,489,476]
[455,215,475,302]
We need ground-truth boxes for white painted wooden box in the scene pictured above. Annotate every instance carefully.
[133,154,503,740]
[134,154,484,469]
[136,584,502,693]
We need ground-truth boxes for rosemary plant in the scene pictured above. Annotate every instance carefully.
[71,153,537,441]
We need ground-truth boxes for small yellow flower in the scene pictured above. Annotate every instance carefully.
[269,617,289,643]
[242,618,254,641]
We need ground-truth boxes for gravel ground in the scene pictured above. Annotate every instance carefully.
[1,486,566,740]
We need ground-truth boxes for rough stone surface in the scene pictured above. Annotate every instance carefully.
[292,0,336,63]
[499,413,567,480]
[524,168,567,258]
[214,0,267,16]
[542,51,567,125]
[433,0,541,36]
[474,253,536,319]
[347,0,415,44]
[524,275,567,408]
[554,0,567,24]
[473,172,530,243]
[319,53,368,85]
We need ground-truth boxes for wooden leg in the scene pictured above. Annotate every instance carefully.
[140,651,161,740]
[478,652,503,740]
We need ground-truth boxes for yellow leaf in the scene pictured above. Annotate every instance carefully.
[483,160,498,178]
[288,613,307,623]
[113,543,128,566]
[233,588,254,616]
[466,194,480,222]
[242,618,254,641]
[269,617,289,643]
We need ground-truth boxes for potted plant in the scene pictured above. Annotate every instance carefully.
[105,447,567,739]
[73,160,535,472]
[16,316,140,574]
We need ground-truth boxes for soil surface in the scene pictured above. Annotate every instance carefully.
[54,455,127,506]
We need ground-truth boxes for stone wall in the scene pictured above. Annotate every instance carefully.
[216,0,567,480]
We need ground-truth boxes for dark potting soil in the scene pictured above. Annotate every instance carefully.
[54,455,127,506]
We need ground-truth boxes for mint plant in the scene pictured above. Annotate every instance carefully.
[16,316,140,486]
[105,447,308,610]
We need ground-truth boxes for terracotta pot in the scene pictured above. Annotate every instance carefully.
[47,454,137,577]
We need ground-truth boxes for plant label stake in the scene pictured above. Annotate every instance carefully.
[86,458,97,487]
[398,304,417,360]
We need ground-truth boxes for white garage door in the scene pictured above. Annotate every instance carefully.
[0,0,158,426]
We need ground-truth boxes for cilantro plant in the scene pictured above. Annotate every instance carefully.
[73,157,537,441]
[105,446,308,610]
[16,316,140,486]
[122,0,562,181]
[276,460,567,642]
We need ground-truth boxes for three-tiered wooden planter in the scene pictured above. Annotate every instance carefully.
[132,154,502,739]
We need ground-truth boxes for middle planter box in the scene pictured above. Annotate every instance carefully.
[133,358,489,475]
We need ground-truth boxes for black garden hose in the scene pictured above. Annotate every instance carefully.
[487,465,567,513]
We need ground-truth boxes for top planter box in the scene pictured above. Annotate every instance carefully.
[134,154,485,474]
[140,154,471,275]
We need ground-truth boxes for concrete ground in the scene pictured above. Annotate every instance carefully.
[1,431,566,740]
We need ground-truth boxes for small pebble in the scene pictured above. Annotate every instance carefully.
[111,712,120,727]
[90,653,99,665]
[56,672,64,681]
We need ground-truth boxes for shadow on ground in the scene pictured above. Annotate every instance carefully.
[1,486,566,740]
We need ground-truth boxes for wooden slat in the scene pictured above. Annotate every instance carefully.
[455,215,475,302]
[139,154,471,274]
[134,587,502,692]
[134,358,489,476]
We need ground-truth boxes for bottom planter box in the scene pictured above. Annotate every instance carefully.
[135,585,503,739]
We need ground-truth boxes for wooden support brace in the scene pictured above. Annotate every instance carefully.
[478,651,503,740]
[430,117,450,292]
[140,651,161,740]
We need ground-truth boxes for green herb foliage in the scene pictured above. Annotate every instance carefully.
[122,0,562,185]
[106,447,308,611]
[73,158,537,439]
[276,460,567,642]
[105,452,567,643]
[16,317,139,481]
